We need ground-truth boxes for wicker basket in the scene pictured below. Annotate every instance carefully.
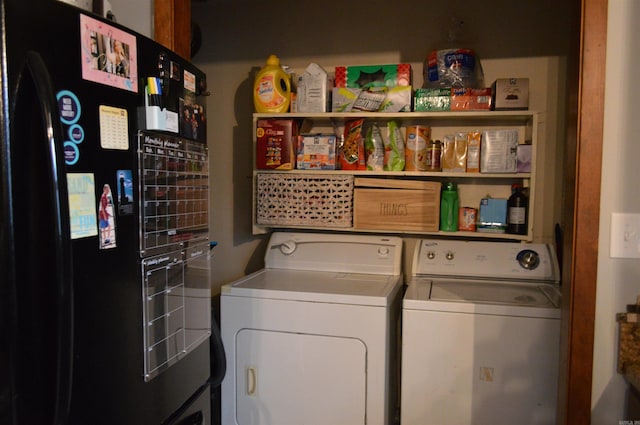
[618,313,640,373]
[256,173,354,228]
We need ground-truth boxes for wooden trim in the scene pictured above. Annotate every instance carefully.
[153,0,192,59]
[558,0,607,423]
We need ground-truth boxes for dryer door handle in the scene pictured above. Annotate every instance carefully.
[246,366,257,396]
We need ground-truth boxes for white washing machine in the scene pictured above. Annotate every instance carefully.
[401,239,561,425]
[221,232,404,425]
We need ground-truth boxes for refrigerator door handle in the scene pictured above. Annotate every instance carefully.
[209,307,226,389]
[15,51,74,425]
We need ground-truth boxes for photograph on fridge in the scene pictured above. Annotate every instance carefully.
[98,183,116,249]
[80,14,138,92]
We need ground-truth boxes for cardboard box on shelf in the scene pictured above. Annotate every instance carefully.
[332,87,362,112]
[477,197,508,233]
[334,63,412,88]
[492,78,529,110]
[413,88,451,111]
[255,119,298,170]
[481,129,519,173]
[451,87,492,111]
[296,63,331,113]
[331,86,412,112]
[296,133,338,170]
[378,86,412,112]
[517,144,532,172]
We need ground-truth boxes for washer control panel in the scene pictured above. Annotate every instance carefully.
[266,232,403,276]
[413,239,559,283]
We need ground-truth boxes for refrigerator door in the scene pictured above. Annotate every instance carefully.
[1,50,74,425]
[2,1,214,424]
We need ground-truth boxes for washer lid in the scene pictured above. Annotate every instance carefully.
[430,279,558,308]
[222,268,402,306]
[403,279,561,318]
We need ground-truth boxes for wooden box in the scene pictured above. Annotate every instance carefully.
[353,178,441,232]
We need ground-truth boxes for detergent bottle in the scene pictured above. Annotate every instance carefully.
[253,55,291,113]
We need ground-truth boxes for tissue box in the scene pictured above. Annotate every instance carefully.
[477,198,507,233]
[332,87,362,112]
[331,86,412,112]
[334,64,412,88]
[378,86,412,112]
[492,78,529,110]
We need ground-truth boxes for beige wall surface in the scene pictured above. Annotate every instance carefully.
[191,1,640,420]
[592,1,640,422]
[191,1,573,292]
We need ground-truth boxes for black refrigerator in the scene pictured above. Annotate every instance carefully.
[0,1,220,424]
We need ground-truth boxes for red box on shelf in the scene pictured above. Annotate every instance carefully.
[256,119,298,170]
[334,64,412,88]
[451,88,492,111]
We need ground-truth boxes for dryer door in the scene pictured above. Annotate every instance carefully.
[235,329,366,425]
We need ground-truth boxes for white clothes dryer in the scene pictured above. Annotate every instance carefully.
[401,239,561,425]
[221,232,404,425]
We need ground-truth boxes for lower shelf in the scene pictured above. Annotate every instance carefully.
[253,172,533,241]
[252,223,532,241]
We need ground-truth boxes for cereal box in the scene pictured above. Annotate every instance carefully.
[256,119,297,170]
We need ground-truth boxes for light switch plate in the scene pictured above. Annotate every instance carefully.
[610,213,640,258]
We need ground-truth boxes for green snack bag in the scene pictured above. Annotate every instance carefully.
[384,120,406,171]
[365,123,384,171]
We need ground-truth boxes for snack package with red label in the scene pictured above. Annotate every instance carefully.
[340,119,366,170]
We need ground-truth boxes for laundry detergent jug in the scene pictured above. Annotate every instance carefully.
[253,54,291,113]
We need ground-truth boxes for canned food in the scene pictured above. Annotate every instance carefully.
[426,139,442,171]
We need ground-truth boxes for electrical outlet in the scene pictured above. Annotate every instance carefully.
[610,213,640,258]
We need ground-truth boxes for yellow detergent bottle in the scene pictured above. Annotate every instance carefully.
[254,55,291,113]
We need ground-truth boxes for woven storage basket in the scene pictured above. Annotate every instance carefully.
[256,173,353,227]
[618,313,640,373]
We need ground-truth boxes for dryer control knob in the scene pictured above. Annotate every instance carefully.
[280,240,297,255]
[446,251,454,261]
[427,251,436,260]
[378,246,390,256]
[517,249,540,270]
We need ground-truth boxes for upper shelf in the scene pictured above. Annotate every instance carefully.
[253,169,531,179]
[254,110,538,121]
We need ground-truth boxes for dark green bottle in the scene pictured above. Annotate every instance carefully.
[507,184,528,235]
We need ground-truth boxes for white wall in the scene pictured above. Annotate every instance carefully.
[592,0,640,422]
[108,0,153,38]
